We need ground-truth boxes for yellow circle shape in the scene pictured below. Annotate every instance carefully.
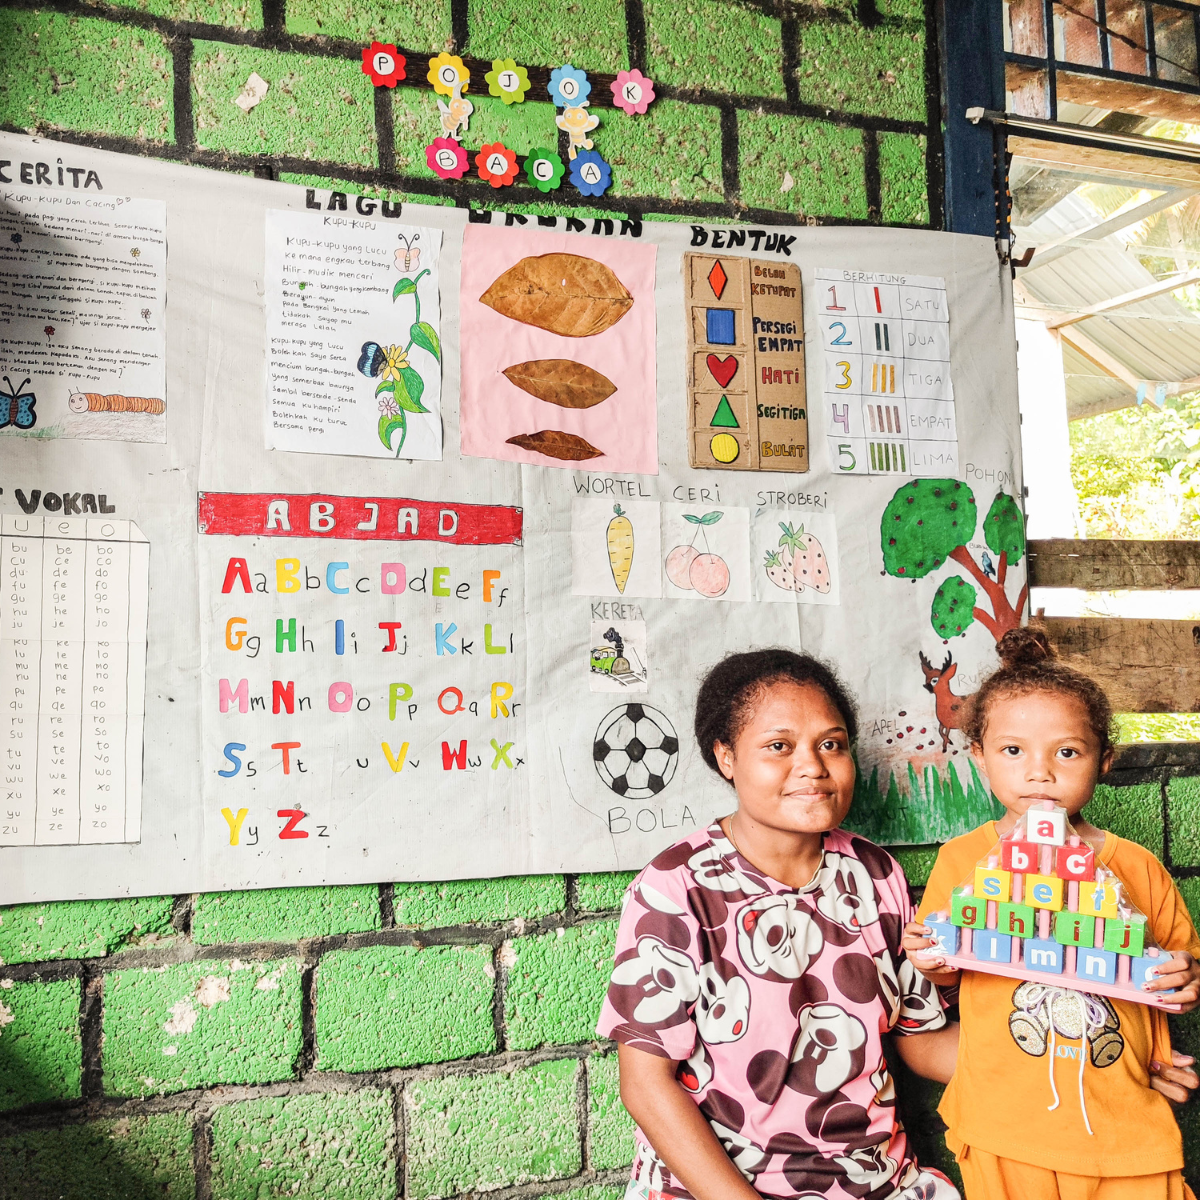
[710,433,740,463]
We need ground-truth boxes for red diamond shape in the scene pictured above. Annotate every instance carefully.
[707,260,728,300]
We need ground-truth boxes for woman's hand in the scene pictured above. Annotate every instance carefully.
[1144,951,1200,1012]
[902,920,962,987]
[1150,1051,1199,1104]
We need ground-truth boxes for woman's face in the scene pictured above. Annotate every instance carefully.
[715,680,856,836]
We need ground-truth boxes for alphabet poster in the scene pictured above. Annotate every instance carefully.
[0,131,1022,903]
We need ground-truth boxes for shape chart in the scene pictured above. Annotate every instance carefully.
[818,268,956,477]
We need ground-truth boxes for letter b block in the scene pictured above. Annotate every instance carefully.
[1025,938,1064,975]
[1079,880,1119,919]
[1054,910,1095,947]
[974,866,1012,904]
[1104,916,1147,957]
[998,901,1035,938]
[1001,840,1037,873]
[973,929,1012,963]
[925,917,960,957]
[1027,874,1064,911]
[1055,844,1095,882]
[951,889,987,930]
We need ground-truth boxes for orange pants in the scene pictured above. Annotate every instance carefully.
[956,1144,1195,1200]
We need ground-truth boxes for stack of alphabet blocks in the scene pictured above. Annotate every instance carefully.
[922,801,1180,1010]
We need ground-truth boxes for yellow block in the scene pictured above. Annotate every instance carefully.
[1079,880,1119,919]
[974,866,1011,904]
[1026,873,1064,911]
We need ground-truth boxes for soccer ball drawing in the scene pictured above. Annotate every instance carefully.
[593,703,680,798]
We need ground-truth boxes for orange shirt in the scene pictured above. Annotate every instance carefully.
[917,822,1200,1176]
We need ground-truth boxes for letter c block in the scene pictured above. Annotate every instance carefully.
[1055,845,1095,881]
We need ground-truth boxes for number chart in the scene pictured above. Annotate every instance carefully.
[818,268,956,478]
[0,515,149,846]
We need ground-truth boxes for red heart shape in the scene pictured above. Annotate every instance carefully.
[706,354,738,388]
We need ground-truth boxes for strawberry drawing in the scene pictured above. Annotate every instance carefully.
[763,548,794,592]
[778,522,831,594]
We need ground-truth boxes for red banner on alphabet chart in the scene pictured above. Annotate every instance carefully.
[197,493,523,546]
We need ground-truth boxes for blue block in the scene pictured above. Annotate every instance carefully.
[1025,937,1064,975]
[925,917,959,957]
[973,929,1012,963]
[706,309,736,345]
[1078,947,1118,984]
[1132,953,1177,993]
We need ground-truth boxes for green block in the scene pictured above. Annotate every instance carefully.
[879,132,929,225]
[102,959,301,1097]
[0,12,173,142]
[891,845,938,888]
[576,872,635,913]
[192,884,380,944]
[393,874,564,929]
[107,0,261,27]
[737,112,866,219]
[192,43,377,166]
[467,0,629,75]
[1000,901,1036,939]
[601,100,724,203]
[950,888,986,930]
[405,1059,581,1198]
[587,1053,634,1170]
[0,978,81,1112]
[1104,915,1146,957]
[645,0,785,98]
[287,0,449,50]
[0,896,173,965]
[0,1113,193,1200]
[796,20,926,122]
[1089,782,1163,859]
[1169,776,1200,866]
[505,921,616,1050]
[1054,910,1095,947]
[210,1089,396,1200]
[316,943,496,1071]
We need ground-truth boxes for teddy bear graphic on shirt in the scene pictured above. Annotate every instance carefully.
[1007,982,1125,1067]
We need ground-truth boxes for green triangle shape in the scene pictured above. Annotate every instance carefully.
[710,395,739,428]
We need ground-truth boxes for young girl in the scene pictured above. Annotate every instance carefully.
[906,627,1200,1199]
[597,649,962,1200]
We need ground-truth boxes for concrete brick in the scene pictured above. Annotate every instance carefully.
[0,896,173,965]
[587,1052,634,1170]
[0,12,173,142]
[603,100,724,203]
[467,0,629,75]
[192,43,377,165]
[878,132,928,225]
[287,0,451,50]
[0,978,81,1112]
[796,20,926,122]
[393,874,565,928]
[102,959,301,1097]
[892,844,937,888]
[405,1058,581,1198]
[210,1088,395,1199]
[646,0,785,98]
[0,1114,193,1200]
[1091,781,1164,860]
[548,1189,624,1200]
[192,884,380,944]
[316,943,496,1071]
[576,871,635,912]
[505,920,616,1049]
[1169,776,1200,865]
[738,112,866,218]
[107,0,261,28]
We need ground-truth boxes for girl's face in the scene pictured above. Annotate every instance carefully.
[974,689,1112,820]
[715,680,856,836]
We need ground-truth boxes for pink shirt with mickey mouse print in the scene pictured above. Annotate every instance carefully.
[597,823,956,1200]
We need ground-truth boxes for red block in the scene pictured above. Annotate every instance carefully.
[1055,844,1095,881]
[1001,840,1037,873]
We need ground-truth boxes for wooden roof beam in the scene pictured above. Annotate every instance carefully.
[1046,268,1200,328]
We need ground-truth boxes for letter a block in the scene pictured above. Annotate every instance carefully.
[1027,808,1067,846]
[1078,947,1117,983]
[1055,844,1095,882]
[998,901,1035,939]
[1026,874,1064,911]
[974,866,1012,904]
[1054,910,1095,947]
[925,916,960,956]
[1001,840,1038,873]
[1079,880,1119,919]
[974,929,1012,963]
[1104,916,1147,957]
[1025,938,1064,975]
[951,889,987,930]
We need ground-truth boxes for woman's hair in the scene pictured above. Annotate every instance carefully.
[694,649,859,777]
[961,625,1115,753]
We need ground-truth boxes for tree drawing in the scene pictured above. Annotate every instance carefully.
[881,478,1027,642]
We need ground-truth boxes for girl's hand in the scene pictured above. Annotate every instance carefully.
[1150,1052,1199,1104]
[902,920,961,986]
[1144,951,1200,1012]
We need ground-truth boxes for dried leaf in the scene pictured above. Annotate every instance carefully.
[501,359,616,409]
[480,253,633,337]
[505,429,604,461]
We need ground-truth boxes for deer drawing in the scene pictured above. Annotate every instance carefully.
[919,650,971,753]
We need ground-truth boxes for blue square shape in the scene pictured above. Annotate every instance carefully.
[1025,937,1064,975]
[1132,953,1177,993]
[707,309,736,345]
[973,929,1011,963]
[1078,947,1118,984]
[925,917,959,957]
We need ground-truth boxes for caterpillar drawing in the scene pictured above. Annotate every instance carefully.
[68,392,165,414]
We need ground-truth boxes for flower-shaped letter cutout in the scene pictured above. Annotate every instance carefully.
[548,63,591,108]
[426,137,469,180]
[524,148,565,193]
[485,59,531,105]
[362,42,405,88]
[428,52,469,96]
[611,68,655,115]
[476,142,519,188]
[569,149,611,197]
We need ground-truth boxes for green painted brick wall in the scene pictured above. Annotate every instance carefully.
[192,883,380,944]
[0,978,81,1112]
[0,895,174,965]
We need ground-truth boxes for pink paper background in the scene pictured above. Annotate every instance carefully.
[459,226,658,473]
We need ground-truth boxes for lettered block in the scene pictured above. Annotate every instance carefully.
[1054,910,1096,947]
[1001,840,1038,873]
[998,901,1035,939]
[1132,952,1177,993]
[951,889,987,930]
[1027,807,1067,846]
[974,866,1012,904]
[1026,873,1064,911]
[1025,937,1064,974]
[1055,844,1095,881]
[925,916,960,956]
[1078,947,1118,984]
[1104,915,1147,957]
[973,929,1012,963]
[1079,880,1119,919]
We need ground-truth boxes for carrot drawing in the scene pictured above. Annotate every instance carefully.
[607,505,633,594]
[68,392,165,414]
